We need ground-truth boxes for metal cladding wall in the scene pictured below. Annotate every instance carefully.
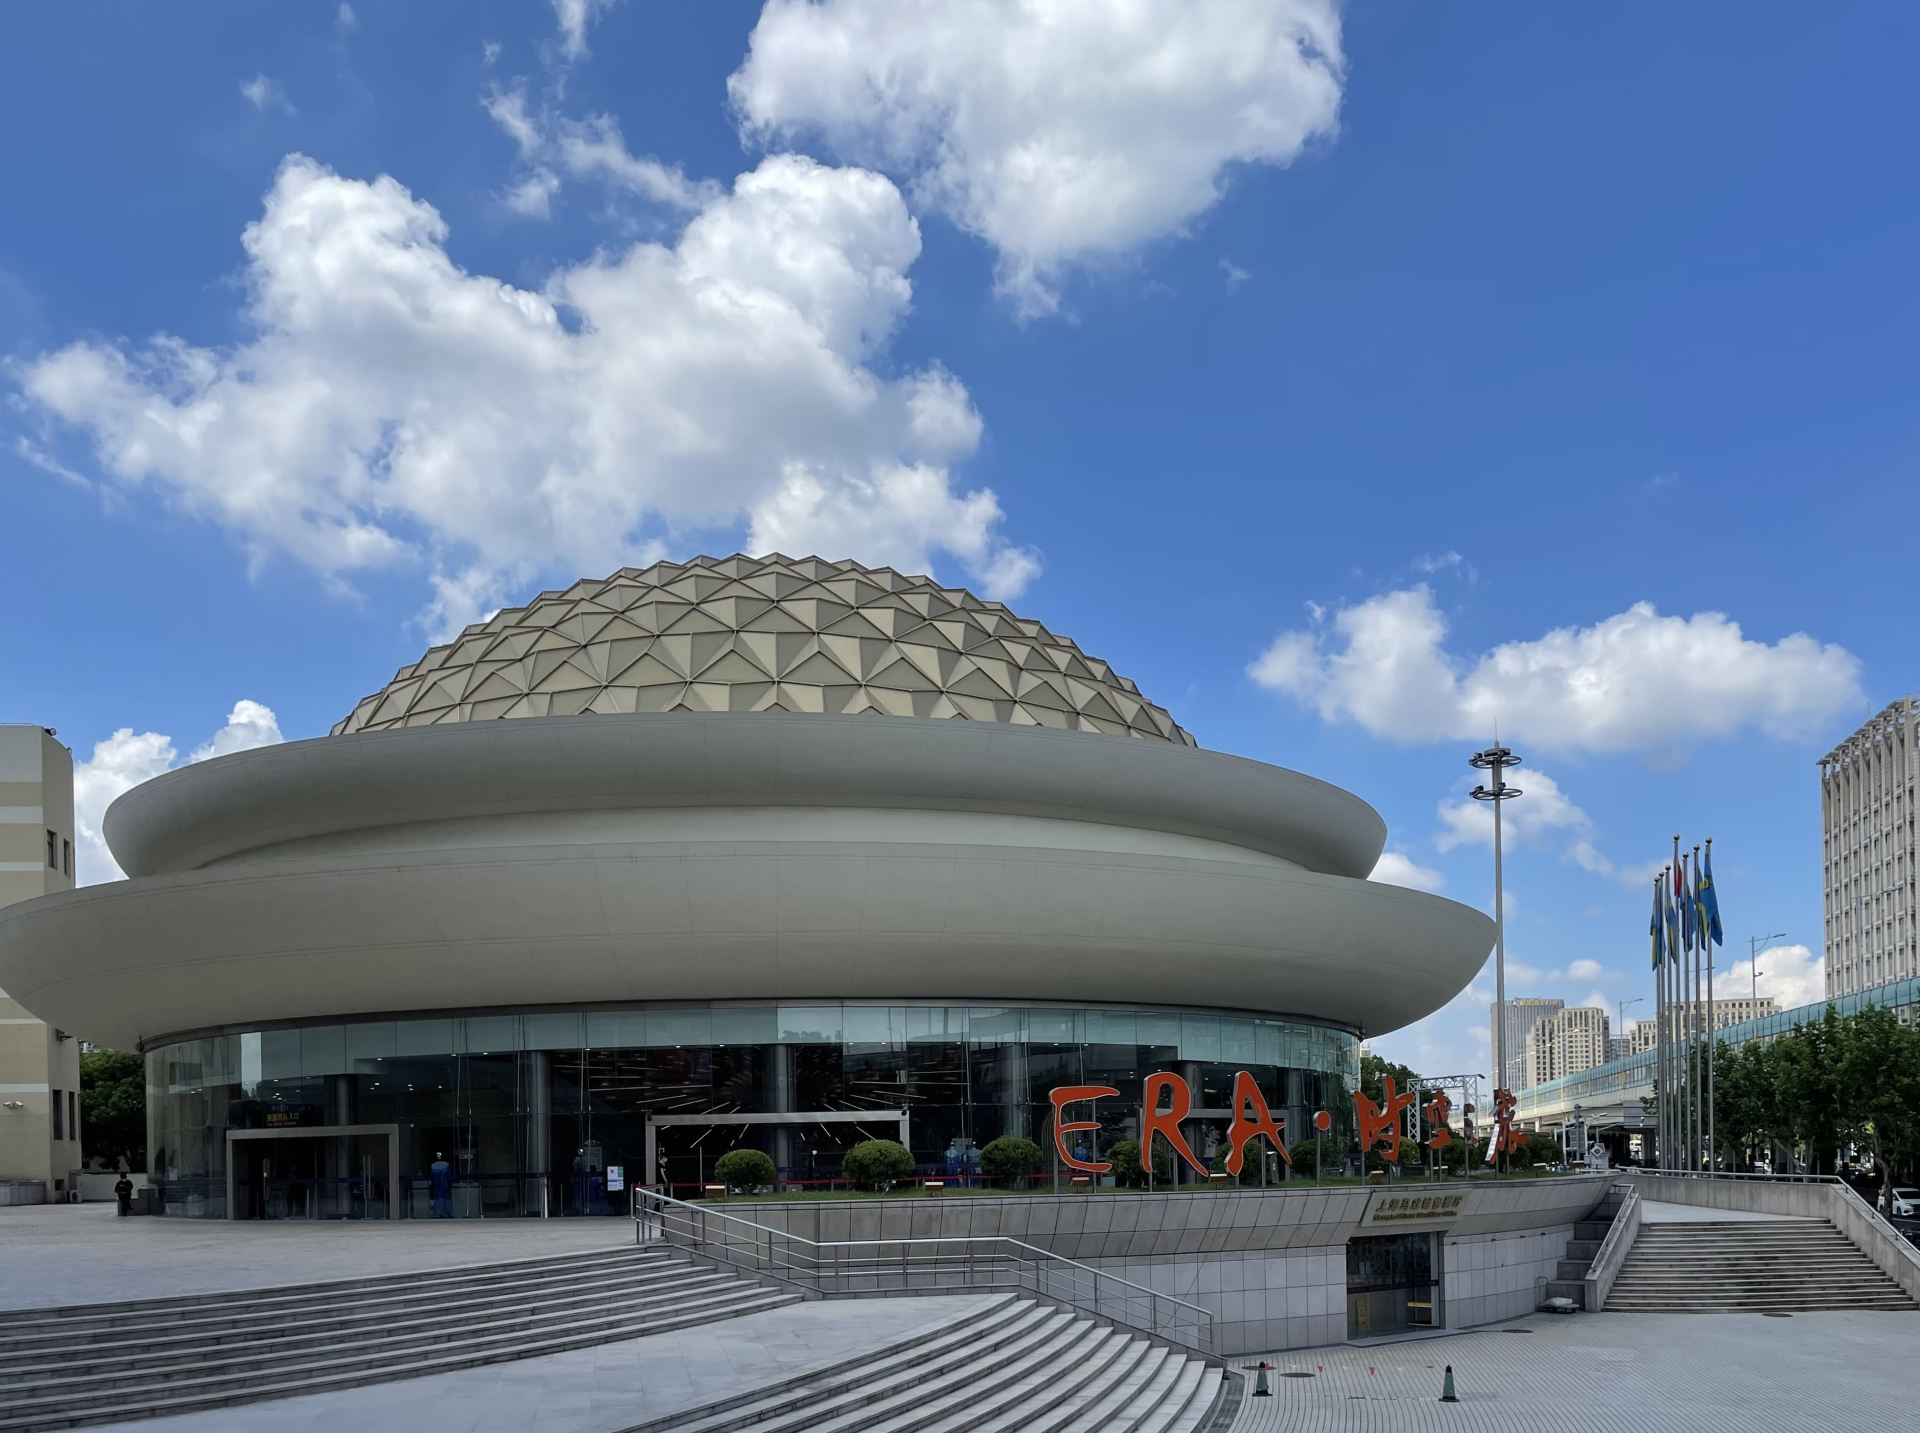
[0,714,1493,1051]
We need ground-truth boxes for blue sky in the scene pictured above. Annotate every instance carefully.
[3,2,1915,1077]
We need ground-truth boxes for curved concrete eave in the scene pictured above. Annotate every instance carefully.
[100,714,1388,881]
[0,844,1492,1051]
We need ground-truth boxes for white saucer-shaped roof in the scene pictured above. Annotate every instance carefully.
[0,558,1494,1051]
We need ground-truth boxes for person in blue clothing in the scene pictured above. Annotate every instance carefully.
[429,1151,453,1217]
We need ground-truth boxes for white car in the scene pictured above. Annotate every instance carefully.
[1891,1187,1919,1218]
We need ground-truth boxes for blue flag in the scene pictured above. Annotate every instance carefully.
[1701,844,1724,946]
[1667,864,1683,962]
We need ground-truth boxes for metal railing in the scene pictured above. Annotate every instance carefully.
[632,1187,1216,1356]
[1582,1182,1640,1312]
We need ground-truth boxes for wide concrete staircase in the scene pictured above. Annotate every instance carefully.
[623,1292,1229,1433]
[1605,1218,1917,1312]
[0,1244,799,1431]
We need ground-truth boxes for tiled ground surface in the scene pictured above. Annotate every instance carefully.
[1229,1309,1920,1431]
[99,1297,996,1433]
[0,1202,632,1309]
[1638,1199,1795,1223]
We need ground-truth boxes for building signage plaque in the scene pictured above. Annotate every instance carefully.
[1359,1188,1467,1230]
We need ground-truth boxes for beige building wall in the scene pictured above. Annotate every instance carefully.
[0,725,82,1198]
[1626,996,1780,1053]
[1524,1005,1610,1087]
[1820,696,1918,999]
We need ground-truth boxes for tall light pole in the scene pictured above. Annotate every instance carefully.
[1470,744,1522,1171]
[1749,932,1785,1008]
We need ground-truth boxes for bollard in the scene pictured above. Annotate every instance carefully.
[1440,1364,1458,1403]
[1253,1361,1272,1396]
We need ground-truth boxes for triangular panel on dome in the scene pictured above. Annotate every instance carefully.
[632,683,684,713]
[727,681,774,712]
[608,651,689,689]
[781,650,858,685]
[696,650,776,685]
[772,682,826,713]
[590,687,638,714]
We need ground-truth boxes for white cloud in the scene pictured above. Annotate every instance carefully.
[485,88,717,213]
[73,702,284,883]
[1434,766,1642,884]
[552,0,620,60]
[1219,259,1251,291]
[1713,943,1822,1009]
[18,152,1036,634]
[336,4,358,35]
[239,75,296,116]
[1414,549,1477,584]
[1248,585,1863,754]
[503,168,561,219]
[1576,988,1610,1012]
[1565,957,1606,983]
[729,0,1344,316]
[1368,850,1444,894]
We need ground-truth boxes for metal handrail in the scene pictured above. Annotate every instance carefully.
[1583,1183,1639,1312]
[632,1187,1216,1355]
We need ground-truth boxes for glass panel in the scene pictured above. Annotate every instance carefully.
[648,1009,712,1047]
[460,1016,519,1054]
[522,1012,584,1051]
[260,1030,302,1081]
[1179,1015,1221,1063]
[300,1025,346,1078]
[585,1011,645,1048]
[712,1006,777,1045]
[345,1022,397,1066]
[777,1006,842,1043]
[393,1019,454,1056]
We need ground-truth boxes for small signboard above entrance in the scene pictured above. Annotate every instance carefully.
[1358,1188,1467,1231]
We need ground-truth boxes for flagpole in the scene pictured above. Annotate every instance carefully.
[1671,833,1683,1170]
[1689,851,1703,1172]
[1655,869,1669,1170]
[1705,839,1717,1172]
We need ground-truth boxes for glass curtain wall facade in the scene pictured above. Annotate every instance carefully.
[147,1002,1360,1219]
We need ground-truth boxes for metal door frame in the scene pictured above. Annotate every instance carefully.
[225,1123,402,1221]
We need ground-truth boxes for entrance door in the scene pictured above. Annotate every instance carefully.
[1346,1233,1440,1338]
[228,1125,400,1220]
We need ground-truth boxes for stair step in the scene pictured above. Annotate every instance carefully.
[0,1264,722,1368]
[10,1246,657,1327]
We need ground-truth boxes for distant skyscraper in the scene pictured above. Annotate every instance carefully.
[1497,997,1563,1092]
[1626,996,1778,1053]
[1820,696,1918,997]
[1525,1006,1610,1088]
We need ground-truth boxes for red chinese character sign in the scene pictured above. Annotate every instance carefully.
[1353,1076,1413,1162]
[1484,1088,1522,1164]
[1423,1090,1453,1149]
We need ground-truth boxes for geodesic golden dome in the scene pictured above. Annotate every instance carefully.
[333,554,1194,744]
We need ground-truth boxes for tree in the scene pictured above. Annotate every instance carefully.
[1837,1006,1920,1208]
[79,1048,145,1172]
[842,1139,915,1190]
[712,1148,774,1193]
[1360,1053,1420,1107]
[979,1134,1043,1187]
[1106,1138,1171,1188]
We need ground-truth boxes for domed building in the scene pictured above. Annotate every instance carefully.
[0,554,1492,1219]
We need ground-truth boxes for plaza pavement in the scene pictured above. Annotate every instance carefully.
[0,1202,630,1309]
[1229,1309,1920,1432]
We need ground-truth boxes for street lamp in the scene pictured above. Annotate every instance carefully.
[1749,932,1785,1008]
[1469,745,1523,1126]
[1617,997,1644,1052]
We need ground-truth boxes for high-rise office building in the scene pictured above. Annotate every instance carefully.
[0,725,81,1201]
[1820,695,1918,998]
[1524,1006,1610,1087]
[1495,997,1563,1092]
[1625,995,1779,1053]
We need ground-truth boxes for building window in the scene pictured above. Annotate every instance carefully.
[46,830,57,869]
[69,1090,78,1140]
[62,839,72,877]
[51,1089,62,1141]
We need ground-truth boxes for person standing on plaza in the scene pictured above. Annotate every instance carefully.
[113,1171,134,1216]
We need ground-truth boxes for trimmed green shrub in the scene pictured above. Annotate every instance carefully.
[712,1148,775,1193]
[1107,1138,1172,1188]
[980,1134,1044,1187]
[842,1138,915,1190]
